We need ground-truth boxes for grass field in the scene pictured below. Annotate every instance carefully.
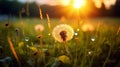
[0,17,120,67]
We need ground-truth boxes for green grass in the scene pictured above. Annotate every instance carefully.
[0,18,120,67]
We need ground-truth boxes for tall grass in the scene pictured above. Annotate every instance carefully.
[0,18,120,67]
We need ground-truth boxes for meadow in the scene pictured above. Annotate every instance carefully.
[0,17,120,67]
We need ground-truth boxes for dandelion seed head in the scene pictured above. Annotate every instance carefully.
[34,24,44,32]
[60,31,67,41]
[5,23,9,27]
[52,24,74,42]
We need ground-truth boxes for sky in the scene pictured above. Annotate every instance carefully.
[17,0,117,9]
[17,0,70,5]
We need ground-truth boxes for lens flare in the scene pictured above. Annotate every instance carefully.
[73,0,86,9]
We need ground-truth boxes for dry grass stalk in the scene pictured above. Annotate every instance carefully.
[38,5,43,20]
[26,0,29,16]
[46,14,51,31]
[8,37,21,67]
[117,26,120,35]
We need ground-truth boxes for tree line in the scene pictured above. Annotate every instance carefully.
[0,0,120,18]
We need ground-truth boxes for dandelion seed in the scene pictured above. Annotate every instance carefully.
[25,37,29,42]
[52,24,74,42]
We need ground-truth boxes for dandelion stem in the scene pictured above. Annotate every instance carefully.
[64,42,72,62]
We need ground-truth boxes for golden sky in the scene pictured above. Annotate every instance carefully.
[18,0,117,9]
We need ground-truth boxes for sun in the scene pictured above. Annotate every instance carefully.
[73,0,86,9]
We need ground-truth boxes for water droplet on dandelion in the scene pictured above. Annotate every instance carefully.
[25,37,29,42]
[77,28,80,31]
[48,33,51,36]
[74,32,78,36]
[88,51,92,55]
[91,36,95,41]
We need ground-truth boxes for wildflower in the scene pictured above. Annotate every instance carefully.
[34,24,44,32]
[58,55,70,64]
[81,23,94,32]
[52,24,74,42]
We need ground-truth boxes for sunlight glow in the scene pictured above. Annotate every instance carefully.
[93,0,117,9]
[73,0,86,9]
[61,0,70,6]
[103,0,117,9]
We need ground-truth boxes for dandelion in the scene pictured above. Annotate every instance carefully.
[52,24,74,42]
[15,28,19,36]
[36,35,42,39]
[34,24,44,32]
[5,23,9,27]
[81,23,94,32]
